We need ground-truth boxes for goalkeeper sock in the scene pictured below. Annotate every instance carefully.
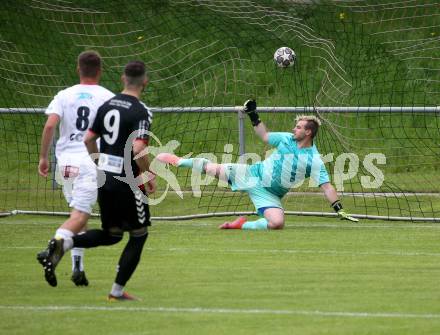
[177,158,193,168]
[242,218,269,230]
[177,158,209,173]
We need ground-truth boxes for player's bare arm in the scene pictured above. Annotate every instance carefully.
[320,182,359,222]
[83,129,100,164]
[133,139,156,193]
[320,182,339,204]
[254,122,269,143]
[38,113,60,177]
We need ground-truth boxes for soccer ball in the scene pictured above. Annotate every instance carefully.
[273,47,296,68]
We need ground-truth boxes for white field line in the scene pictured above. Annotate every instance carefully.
[4,246,440,257]
[0,305,439,319]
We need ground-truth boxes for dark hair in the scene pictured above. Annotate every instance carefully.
[77,50,101,78]
[124,61,147,87]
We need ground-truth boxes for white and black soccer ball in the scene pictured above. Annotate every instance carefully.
[273,47,296,68]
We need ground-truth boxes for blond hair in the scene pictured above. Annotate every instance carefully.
[295,115,321,138]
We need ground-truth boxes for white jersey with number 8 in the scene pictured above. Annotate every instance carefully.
[45,84,114,159]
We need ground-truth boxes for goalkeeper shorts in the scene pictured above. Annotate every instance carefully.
[224,163,283,212]
[56,152,97,214]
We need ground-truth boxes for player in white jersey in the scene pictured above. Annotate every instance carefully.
[37,50,114,287]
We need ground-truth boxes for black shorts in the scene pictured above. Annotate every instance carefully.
[98,187,151,231]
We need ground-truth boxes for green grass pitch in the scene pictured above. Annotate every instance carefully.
[1,214,440,334]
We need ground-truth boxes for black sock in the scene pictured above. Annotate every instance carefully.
[73,229,122,248]
[115,233,148,286]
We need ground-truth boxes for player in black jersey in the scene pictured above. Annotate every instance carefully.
[42,61,156,301]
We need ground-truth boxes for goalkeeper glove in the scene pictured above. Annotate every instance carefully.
[331,200,359,222]
[337,210,359,222]
[243,99,260,126]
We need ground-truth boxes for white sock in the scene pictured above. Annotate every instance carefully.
[71,248,85,271]
[63,237,74,252]
[110,283,124,297]
[55,228,74,252]
[55,228,73,240]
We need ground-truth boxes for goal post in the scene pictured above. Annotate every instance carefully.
[1,106,439,222]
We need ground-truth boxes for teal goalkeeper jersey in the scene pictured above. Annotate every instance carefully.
[250,132,330,197]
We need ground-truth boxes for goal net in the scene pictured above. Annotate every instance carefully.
[1,0,439,220]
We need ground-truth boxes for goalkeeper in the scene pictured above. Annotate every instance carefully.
[157,100,358,230]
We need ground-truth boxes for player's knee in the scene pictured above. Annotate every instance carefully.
[268,218,284,229]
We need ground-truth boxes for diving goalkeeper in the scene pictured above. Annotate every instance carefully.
[157,100,358,230]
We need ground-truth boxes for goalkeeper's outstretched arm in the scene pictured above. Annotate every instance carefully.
[243,99,269,143]
[320,182,359,222]
[133,140,156,194]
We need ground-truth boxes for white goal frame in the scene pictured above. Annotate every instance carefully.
[1,106,439,222]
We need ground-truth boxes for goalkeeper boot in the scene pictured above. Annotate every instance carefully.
[71,269,89,287]
[219,216,247,229]
[107,292,139,302]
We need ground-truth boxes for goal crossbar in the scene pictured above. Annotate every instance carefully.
[1,107,439,114]
[2,106,439,222]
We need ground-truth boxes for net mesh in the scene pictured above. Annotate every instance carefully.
[0,0,439,219]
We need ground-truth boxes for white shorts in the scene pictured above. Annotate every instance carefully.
[55,152,97,214]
